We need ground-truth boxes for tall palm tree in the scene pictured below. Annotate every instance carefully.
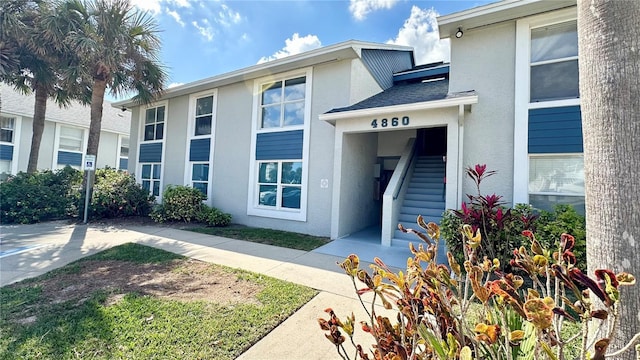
[0,0,85,173]
[64,0,166,161]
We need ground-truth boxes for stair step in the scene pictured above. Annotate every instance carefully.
[406,187,445,196]
[405,193,444,202]
[403,199,445,209]
[400,207,443,217]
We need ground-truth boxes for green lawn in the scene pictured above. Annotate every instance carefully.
[190,224,330,251]
[0,244,318,360]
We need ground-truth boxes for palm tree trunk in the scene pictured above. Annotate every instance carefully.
[578,1,640,359]
[87,79,107,158]
[27,82,47,173]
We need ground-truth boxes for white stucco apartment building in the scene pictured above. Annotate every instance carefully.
[114,0,584,246]
[1,83,131,178]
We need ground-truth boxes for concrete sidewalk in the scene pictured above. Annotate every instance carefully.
[0,222,396,359]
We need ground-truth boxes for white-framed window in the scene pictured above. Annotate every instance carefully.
[194,95,214,136]
[143,105,165,141]
[528,154,584,214]
[184,90,217,199]
[140,163,162,197]
[0,116,15,180]
[248,69,312,221]
[513,8,581,205]
[530,20,579,103]
[118,135,129,170]
[0,117,15,143]
[257,160,302,209]
[260,77,306,129]
[54,124,86,170]
[59,126,84,152]
[191,162,209,196]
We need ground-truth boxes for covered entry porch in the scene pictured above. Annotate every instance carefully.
[319,88,477,252]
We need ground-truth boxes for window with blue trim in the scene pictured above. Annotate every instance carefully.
[57,125,84,170]
[143,106,165,141]
[253,74,307,214]
[141,163,161,197]
[0,116,14,179]
[260,77,305,129]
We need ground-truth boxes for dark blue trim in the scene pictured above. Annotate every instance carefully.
[119,158,128,170]
[189,138,211,162]
[0,144,13,161]
[393,65,449,82]
[139,143,163,163]
[57,151,82,166]
[256,130,303,160]
[529,106,583,153]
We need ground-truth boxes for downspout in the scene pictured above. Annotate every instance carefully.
[457,104,465,208]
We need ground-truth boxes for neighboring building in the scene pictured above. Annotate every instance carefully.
[113,0,584,246]
[0,83,131,179]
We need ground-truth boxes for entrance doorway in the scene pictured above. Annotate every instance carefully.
[416,127,447,156]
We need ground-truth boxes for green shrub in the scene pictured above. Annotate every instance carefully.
[151,185,206,223]
[196,205,232,227]
[89,168,154,219]
[0,167,82,224]
[536,204,586,268]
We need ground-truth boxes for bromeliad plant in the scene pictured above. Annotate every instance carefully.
[319,217,638,359]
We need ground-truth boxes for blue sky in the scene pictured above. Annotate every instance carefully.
[120,0,493,99]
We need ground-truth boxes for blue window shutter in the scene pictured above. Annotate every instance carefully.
[528,106,583,153]
[139,143,163,162]
[0,144,13,161]
[57,151,82,166]
[189,138,211,162]
[256,130,303,160]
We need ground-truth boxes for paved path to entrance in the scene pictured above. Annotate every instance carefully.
[0,221,401,359]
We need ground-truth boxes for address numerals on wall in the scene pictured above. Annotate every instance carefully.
[371,116,410,129]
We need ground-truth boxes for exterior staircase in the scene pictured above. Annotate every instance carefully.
[392,155,446,249]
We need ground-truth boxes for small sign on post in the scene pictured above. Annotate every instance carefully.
[84,155,96,171]
[83,155,96,223]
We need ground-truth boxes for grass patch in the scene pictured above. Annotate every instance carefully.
[190,224,330,251]
[0,244,318,360]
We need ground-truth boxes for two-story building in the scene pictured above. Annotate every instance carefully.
[113,0,583,251]
[1,83,131,178]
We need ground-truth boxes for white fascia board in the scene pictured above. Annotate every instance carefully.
[437,0,576,39]
[319,94,478,124]
[113,40,414,109]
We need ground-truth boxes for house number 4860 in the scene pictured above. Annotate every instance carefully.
[371,116,409,128]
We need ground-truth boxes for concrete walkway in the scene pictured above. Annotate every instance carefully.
[0,221,403,359]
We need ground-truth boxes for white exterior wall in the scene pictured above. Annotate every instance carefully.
[448,22,517,203]
[96,132,119,169]
[128,108,140,174]
[336,132,379,236]
[378,130,417,157]
[209,81,254,224]
[163,96,189,188]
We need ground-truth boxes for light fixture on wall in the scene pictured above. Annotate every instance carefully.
[455,27,464,38]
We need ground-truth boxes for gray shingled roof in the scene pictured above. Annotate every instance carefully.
[0,83,130,134]
[326,79,475,113]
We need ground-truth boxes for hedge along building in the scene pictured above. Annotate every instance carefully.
[113,0,584,246]
[0,83,131,179]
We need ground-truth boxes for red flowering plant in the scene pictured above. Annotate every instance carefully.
[319,218,639,359]
[442,165,535,271]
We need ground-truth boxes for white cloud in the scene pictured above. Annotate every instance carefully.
[258,34,322,64]
[166,9,185,27]
[387,6,450,64]
[349,0,399,21]
[192,19,214,42]
[216,4,243,27]
[131,0,162,15]
[168,82,185,88]
[169,0,191,8]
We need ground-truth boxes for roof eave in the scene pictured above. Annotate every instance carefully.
[437,0,576,39]
[319,93,478,125]
[112,40,414,109]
